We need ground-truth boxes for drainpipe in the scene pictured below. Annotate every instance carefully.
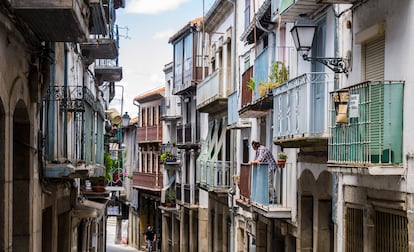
[226,1,236,251]
[255,15,276,152]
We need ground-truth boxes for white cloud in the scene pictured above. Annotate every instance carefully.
[126,0,190,14]
[152,29,175,40]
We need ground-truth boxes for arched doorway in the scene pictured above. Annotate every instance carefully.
[12,100,31,251]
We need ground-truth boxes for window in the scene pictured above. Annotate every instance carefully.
[244,0,250,30]
[375,210,408,251]
[364,36,385,80]
[345,207,363,252]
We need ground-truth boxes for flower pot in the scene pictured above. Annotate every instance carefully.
[92,181,105,192]
[277,159,286,168]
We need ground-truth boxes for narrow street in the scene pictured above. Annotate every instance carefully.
[106,217,144,252]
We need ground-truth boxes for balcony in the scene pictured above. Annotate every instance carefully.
[241,66,253,108]
[173,55,207,95]
[239,48,273,118]
[137,125,162,143]
[89,0,108,35]
[278,0,326,23]
[176,124,198,149]
[132,172,163,191]
[196,69,228,113]
[46,85,97,113]
[176,183,199,208]
[199,160,231,192]
[11,0,90,42]
[328,81,404,175]
[160,97,181,121]
[250,164,291,218]
[240,0,272,45]
[95,59,122,84]
[80,38,118,65]
[273,73,335,148]
[236,163,252,206]
[161,143,180,167]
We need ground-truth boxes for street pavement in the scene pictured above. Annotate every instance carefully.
[106,217,144,252]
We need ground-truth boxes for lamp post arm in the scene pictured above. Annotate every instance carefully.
[302,54,349,74]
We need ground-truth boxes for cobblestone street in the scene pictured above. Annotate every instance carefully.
[106,217,144,252]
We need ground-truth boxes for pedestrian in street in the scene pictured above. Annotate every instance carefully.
[144,225,156,252]
[249,139,277,202]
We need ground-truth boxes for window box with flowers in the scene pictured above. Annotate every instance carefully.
[160,152,177,163]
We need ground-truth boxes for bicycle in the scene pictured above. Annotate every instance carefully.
[146,239,154,252]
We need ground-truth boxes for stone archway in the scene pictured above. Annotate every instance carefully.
[299,170,316,251]
[12,99,31,251]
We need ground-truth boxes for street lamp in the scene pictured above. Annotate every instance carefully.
[121,112,131,127]
[290,14,349,74]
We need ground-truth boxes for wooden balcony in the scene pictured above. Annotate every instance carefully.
[11,0,90,42]
[241,66,253,108]
[176,124,198,149]
[137,125,162,143]
[239,48,273,118]
[236,163,251,206]
[132,172,163,191]
[176,183,198,207]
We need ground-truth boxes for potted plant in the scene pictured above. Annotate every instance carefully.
[90,176,106,192]
[160,153,167,163]
[277,152,288,168]
[165,189,176,207]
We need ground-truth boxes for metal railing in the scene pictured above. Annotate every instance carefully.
[328,81,404,165]
[199,160,231,191]
[273,72,335,139]
[251,163,283,207]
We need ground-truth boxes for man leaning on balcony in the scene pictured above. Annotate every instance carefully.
[249,140,277,203]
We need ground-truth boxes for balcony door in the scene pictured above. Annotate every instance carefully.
[311,18,326,135]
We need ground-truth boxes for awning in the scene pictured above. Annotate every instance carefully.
[161,175,176,203]
[72,200,106,219]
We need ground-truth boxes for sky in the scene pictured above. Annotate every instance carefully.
[109,0,215,119]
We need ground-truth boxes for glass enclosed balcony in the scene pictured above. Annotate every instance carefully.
[328,81,404,175]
